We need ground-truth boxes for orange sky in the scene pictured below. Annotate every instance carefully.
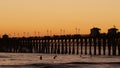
[0,0,120,36]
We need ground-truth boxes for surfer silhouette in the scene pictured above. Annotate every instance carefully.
[40,55,42,60]
[53,55,57,59]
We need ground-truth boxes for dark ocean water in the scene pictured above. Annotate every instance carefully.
[0,53,120,68]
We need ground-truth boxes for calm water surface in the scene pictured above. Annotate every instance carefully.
[0,53,120,68]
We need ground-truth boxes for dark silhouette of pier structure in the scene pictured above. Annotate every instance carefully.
[0,27,120,56]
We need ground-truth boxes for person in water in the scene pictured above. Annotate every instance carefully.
[53,55,57,59]
[40,55,42,60]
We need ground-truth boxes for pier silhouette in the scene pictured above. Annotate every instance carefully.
[0,27,120,56]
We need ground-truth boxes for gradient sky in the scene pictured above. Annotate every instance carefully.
[0,0,120,36]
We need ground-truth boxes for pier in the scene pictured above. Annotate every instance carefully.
[0,27,120,56]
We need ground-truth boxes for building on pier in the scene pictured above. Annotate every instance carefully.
[90,27,101,37]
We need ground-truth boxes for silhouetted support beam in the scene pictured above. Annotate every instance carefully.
[112,38,116,56]
[0,39,2,52]
[108,39,111,56]
[61,39,64,54]
[72,39,75,54]
[35,39,37,53]
[44,39,47,53]
[53,40,55,54]
[15,39,18,53]
[23,39,26,53]
[44,39,46,53]
[14,38,18,53]
[93,38,97,55]
[57,39,60,54]
[14,38,17,53]
[34,39,37,53]
[53,39,55,54]
[38,39,41,53]
[63,39,66,54]
[19,39,21,53]
[33,39,35,53]
[31,39,33,53]
[103,38,106,55]
[44,40,46,53]
[30,39,32,53]
[37,39,40,53]
[39,39,41,53]
[76,38,79,55]
[55,39,58,54]
[31,39,34,53]
[64,39,66,54]
[45,39,47,53]
[29,39,33,53]
[24,39,27,53]
[29,38,33,53]
[48,39,50,54]
[12,39,14,52]
[65,39,68,54]
[20,39,24,53]
[98,38,101,55]
[53,39,56,54]
[69,39,71,54]
[49,39,51,54]
[20,39,23,53]
[29,39,32,53]
[118,38,120,55]
[41,39,44,53]
[11,39,13,52]
[5,39,8,52]
[85,38,87,55]
[12,39,15,52]
[28,39,30,53]
[7,39,10,52]
[11,39,14,52]
[89,37,92,55]
[38,39,40,53]
[18,39,22,53]
[45,39,48,53]
[9,38,13,52]
[5,38,11,52]
[80,38,83,55]
[51,40,53,54]
[6,38,9,52]
[41,39,43,53]
[36,39,39,53]
[26,39,28,53]
[33,39,36,53]
[41,40,44,53]
[17,39,20,53]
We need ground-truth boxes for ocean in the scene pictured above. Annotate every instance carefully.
[0,53,120,68]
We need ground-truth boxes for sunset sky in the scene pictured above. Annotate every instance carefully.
[0,0,120,36]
